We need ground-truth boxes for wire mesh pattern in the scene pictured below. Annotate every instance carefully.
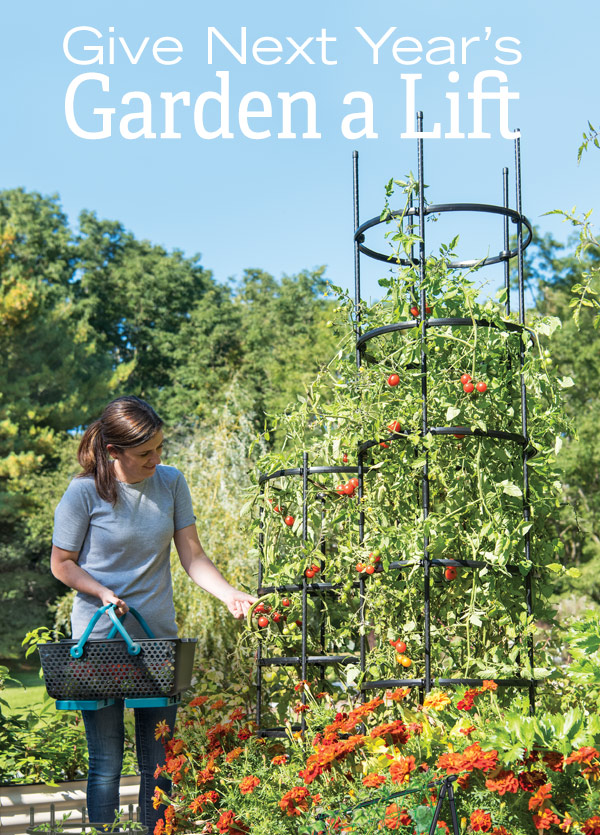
[255,112,535,737]
[39,638,196,700]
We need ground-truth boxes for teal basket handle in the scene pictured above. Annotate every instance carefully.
[107,606,155,640]
[70,604,144,658]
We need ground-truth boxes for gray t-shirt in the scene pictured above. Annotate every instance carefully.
[53,465,196,640]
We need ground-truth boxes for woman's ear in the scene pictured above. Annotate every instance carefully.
[106,444,119,460]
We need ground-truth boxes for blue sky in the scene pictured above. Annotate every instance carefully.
[2,0,599,301]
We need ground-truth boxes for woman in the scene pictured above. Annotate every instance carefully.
[51,396,256,832]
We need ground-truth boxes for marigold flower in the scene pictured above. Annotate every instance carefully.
[279,786,310,816]
[390,756,416,785]
[485,770,518,796]
[237,727,253,740]
[459,725,476,736]
[362,773,386,787]
[295,680,309,691]
[154,720,172,740]
[189,796,205,814]
[152,788,164,810]
[456,689,478,711]
[582,817,600,835]
[239,775,260,795]
[226,747,243,762]
[271,754,287,765]
[294,702,310,713]
[211,699,226,711]
[370,720,409,745]
[154,821,165,835]
[559,813,576,833]
[457,774,470,791]
[533,809,560,830]
[189,696,208,707]
[518,769,546,792]
[542,751,564,772]
[481,680,498,691]
[490,828,512,835]
[423,691,452,711]
[229,707,246,721]
[386,687,410,702]
[528,782,552,811]
[565,746,600,765]
[470,809,492,832]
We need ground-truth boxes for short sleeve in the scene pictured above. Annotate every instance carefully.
[173,472,196,531]
[52,479,93,552]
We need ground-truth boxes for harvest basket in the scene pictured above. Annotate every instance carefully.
[38,604,196,701]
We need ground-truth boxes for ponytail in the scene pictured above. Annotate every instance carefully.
[76,397,163,505]
[77,419,119,504]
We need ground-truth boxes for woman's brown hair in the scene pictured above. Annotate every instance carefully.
[77,396,164,504]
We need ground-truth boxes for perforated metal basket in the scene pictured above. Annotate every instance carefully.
[38,604,196,701]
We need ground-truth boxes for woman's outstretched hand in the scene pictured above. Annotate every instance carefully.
[226,590,258,620]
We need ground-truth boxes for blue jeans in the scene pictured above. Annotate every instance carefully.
[81,701,177,833]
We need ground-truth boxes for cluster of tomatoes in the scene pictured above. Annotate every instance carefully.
[304,563,321,579]
[389,637,412,668]
[267,499,295,527]
[253,598,303,636]
[356,551,381,575]
[336,476,359,497]
[409,304,432,317]
[460,373,487,394]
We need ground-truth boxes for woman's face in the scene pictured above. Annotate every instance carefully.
[108,429,164,484]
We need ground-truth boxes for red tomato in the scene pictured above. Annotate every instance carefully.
[425,305,432,315]
[460,373,471,385]
[272,612,283,623]
[463,382,475,393]
[444,566,457,581]
[394,640,407,653]
[257,616,269,628]
[342,453,348,463]
[453,434,465,439]
[343,483,355,496]
[274,505,280,513]
[380,442,389,449]
[387,374,400,387]
[336,484,346,495]
[255,603,265,614]
[365,565,375,575]
[476,381,487,393]
[311,564,320,573]
[369,553,381,563]
[281,598,291,608]
[349,477,359,488]
[400,656,412,668]
[305,568,316,578]
[284,515,295,526]
[387,420,402,433]
[410,305,420,317]
[356,563,365,573]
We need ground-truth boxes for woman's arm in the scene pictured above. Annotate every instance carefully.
[50,545,129,616]
[173,524,256,619]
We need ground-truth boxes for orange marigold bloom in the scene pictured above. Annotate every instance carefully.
[485,770,518,796]
[294,702,310,713]
[528,782,552,811]
[582,817,600,835]
[457,774,470,791]
[362,773,386,788]
[154,720,172,740]
[279,786,310,817]
[423,692,452,712]
[390,756,416,785]
[459,725,476,737]
[189,796,205,814]
[491,828,512,835]
[565,746,600,765]
[229,707,246,721]
[211,699,226,711]
[384,803,412,830]
[471,809,492,832]
[239,775,260,795]
[456,689,478,711]
[226,747,243,763]
[559,813,575,833]
[294,680,309,691]
[386,687,410,702]
[154,821,165,835]
[370,720,409,745]
[271,754,287,765]
[481,680,498,691]
[189,696,208,707]
[152,788,164,811]
[533,810,560,830]
[237,727,253,740]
